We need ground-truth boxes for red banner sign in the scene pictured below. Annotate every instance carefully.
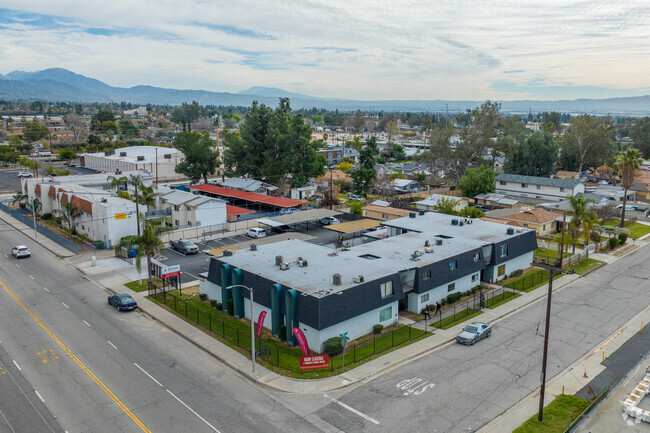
[292,328,310,355]
[161,264,180,279]
[256,311,267,338]
[300,354,329,370]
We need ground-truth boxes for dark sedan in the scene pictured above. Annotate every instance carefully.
[272,224,293,234]
[108,294,138,312]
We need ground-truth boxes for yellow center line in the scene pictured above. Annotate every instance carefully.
[0,281,152,433]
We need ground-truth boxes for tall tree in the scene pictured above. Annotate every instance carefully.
[173,131,219,183]
[565,195,595,253]
[458,166,496,198]
[630,117,650,158]
[504,132,559,176]
[351,137,379,196]
[54,202,81,231]
[563,115,614,174]
[57,147,77,166]
[109,174,145,235]
[615,147,642,228]
[115,222,165,288]
[22,118,49,143]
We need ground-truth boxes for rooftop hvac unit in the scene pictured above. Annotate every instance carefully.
[419,210,425,215]
[137,155,145,161]
[459,221,464,226]
[164,154,172,159]
[222,250,233,256]
[409,212,416,218]
[424,247,434,253]
[104,151,111,156]
[275,255,283,266]
[280,262,289,270]
[353,275,364,283]
[506,227,515,235]
[410,253,421,261]
[451,219,459,226]
[250,244,257,251]
[413,249,424,257]
[298,259,308,267]
[424,240,430,247]
[435,238,443,246]
[333,273,342,285]
[119,152,127,157]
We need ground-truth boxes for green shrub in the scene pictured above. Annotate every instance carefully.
[322,336,343,355]
[226,298,233,315]
[199,293,208,301]
[618,233,627,245]
[209,299,219,308]
[440,298,447,306]
[608,237,618,250]
[446,292,463,304]
[373,324,384,334]
[471,285,482,294]
[509,269,523,278]
[279,324,287,341]
[41,212,52,220]
[464,290,472,296]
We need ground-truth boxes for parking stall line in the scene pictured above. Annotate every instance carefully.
[166,390,220,432]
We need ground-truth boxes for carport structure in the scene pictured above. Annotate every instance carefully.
[324,218,382,237]
[190,184,304,211]
[257,208,343,231]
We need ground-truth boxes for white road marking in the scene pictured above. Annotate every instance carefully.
[184,272,199,280]
[166,389,220,432]
[134,363,163,387]
[43,287,50,292]
[107,340,118,350]
[61,303,69,309]
[396,377,436,396]
[35,390,45,403]
[83,320,91,327]
[324,394,380,425]
[29,275,34,280]
[0,410,17,433]
[12,360,21,371]
[15,264,20,268]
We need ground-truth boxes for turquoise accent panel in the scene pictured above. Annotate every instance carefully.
[270,283,283,337]
[284,289,298,346]
[231,268,244,318]
[220,264,231,312]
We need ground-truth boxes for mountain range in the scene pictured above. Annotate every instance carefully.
[1,68,649,115]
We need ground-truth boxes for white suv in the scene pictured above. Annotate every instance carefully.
[246,227,267,239]
[11,245,31,258]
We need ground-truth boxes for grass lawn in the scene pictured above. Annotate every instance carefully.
[513,394,589,433]
[627,223,650,239]
[124,278,166,293]
[569,258,605,275]
[430,308,483,329]
[147,291,431,378]
[486,291,521,309]
[504,270,562,292]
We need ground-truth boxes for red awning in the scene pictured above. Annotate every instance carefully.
[190,184,304,208]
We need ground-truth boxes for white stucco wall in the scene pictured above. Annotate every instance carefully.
[484,251,534,282]
[195,201,227,226]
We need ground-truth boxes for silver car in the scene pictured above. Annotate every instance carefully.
[456,322,491,345]
[11,245,31,258]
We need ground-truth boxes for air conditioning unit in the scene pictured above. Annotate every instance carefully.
[451,219,459,225]
[120,152,127,157]
[137,155,145,161]
[164,154,172,159]
[413,250,424,257]
[222,250,233,256]
[410,254,420,261]
[425,247,434,253]
[424,240,430,247]
[409,212,416,218]
[459,221,464,226]
[298,259,308,267]
[333,273,342,285]
[275,255,283,266]
[280,262,289,270]
[435,239,443,246]
[353,275,364,283]
[506,227,515,235]
[250,244,257,251]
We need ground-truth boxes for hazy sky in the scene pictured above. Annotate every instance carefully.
[1,1,649,101]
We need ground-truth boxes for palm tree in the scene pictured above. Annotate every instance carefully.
[10,193,28,208]
[565,195,594,254]
[581,211,600,248]
[616,147,642,228]
[137,183,158,210]
[54,202,81,231]
[108,173,144,235]
[116,221,165,288]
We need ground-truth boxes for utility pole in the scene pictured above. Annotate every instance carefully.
[536,212,567,421]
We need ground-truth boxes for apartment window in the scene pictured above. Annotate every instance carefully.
[543,224,546,231]
[421,294,429,303]
[471,273,479,282]
[380,281,394,298]
[536,184,542,190]
[473,252,480,262]
[521,183,528,188]
[447,283,455,292]
[499,181,506,186]
[423,269,432,280]
[382,214,388,219]
[560,187,565,192]
[536,195,542,199]
[379,306,392,322]
[175,219,179,227]
[498,264,506,277]
[449,260,457,270]
[186,206,191,211]
[174,205,179,211]
[500,244,508,257]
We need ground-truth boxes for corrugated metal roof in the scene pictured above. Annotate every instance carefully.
[190,184,304,208]
[226,204,254,215]
[496,173,581,188]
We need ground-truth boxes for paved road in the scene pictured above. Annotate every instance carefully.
[285,244,650,433]
[0,218,322,433]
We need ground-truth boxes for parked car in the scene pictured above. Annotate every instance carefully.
[279,208,300,215]
[319,216,340,225]
[169,239,199,254]
[615,204,637,210]
[362,226,388,238]
[272,224,292,234]
[17,171,32,178]
[11,245,31,258]
[246,227,267,238]
[108,294,138,312]
[348,193,364,202]
[456,322,492,345]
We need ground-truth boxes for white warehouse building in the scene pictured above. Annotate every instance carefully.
[80,146,185,182]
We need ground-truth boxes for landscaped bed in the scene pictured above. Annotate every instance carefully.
[513,394,589,433]
[429,308,483,330]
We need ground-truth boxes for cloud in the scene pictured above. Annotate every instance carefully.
[0,1,648,100]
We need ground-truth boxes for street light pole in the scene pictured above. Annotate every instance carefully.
[330,166,333,211]
[227,285,256,374]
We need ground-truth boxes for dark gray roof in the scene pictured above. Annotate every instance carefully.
[496,173,582,189]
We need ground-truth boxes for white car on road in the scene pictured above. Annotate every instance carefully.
[11,245,31,258]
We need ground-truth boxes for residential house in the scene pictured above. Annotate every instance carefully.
[158,189,227,229]
[488,208,561,236]
[363,205,413,221]
[415,194,468,212]
[495,173,585,202]
[217,178,278,196]
[392,178,419,192]
[290,185,317,200]
[473,193,522,210]
[590,185,636,202]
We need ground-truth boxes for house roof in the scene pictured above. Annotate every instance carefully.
[416,194,464,206]
[219,178,277,192]
[554,170,580,179]
[226,205,254,216]
[501,208,562,224]
[190,184,303,208]
[363,205,412,217]
[496,173,582,189]
[474,192,520,206]
[393,178,417,187]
